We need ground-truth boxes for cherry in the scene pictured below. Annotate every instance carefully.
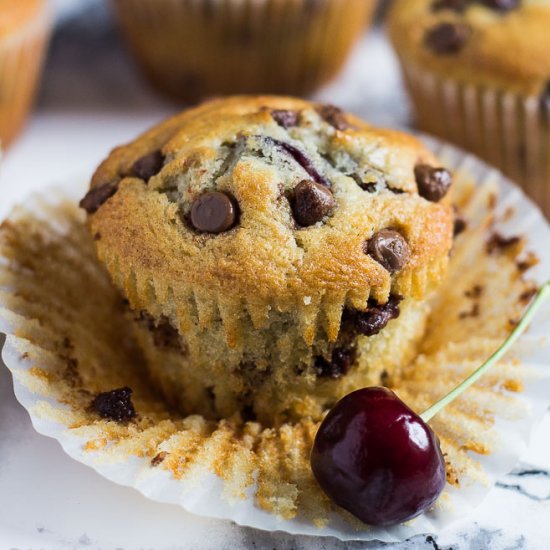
[311,387,446,526]
[311,281,550,526]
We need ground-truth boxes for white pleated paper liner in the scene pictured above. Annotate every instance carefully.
[0,137,549,542]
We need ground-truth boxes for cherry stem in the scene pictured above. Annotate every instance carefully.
[420,281,550,423]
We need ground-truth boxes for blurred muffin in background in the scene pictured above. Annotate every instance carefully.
[0,0,50,148]
[110,0,376,103]
[388,0,550,219]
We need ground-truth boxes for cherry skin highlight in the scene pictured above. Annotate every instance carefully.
[311,387,446,526]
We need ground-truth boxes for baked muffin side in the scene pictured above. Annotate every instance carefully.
[81,96,454,423]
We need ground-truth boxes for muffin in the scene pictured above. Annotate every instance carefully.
[0,0,50,147]
[109,0,376,102]
[80,96,454,425]
[388,0,550,219]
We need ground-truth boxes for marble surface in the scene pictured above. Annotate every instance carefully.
[0,2,549,548]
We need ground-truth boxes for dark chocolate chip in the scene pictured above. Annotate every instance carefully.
[365,229,410,274]
[132,150,165,181]
[291,180,336,227]
[425,22,470,55]
[190,191,238,234]
[351,295,403,337]
[266,136,330,186]
[481,0,520,11]
[92,387,136,422]
[316,104,351,131]
[432,0,469,12]
[315,346,356,379]
[271,109,299,129]
[79,181,119,214]
[414,164,453,202]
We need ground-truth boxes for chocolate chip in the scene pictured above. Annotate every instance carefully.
[350,296,403,337]
[432,0,469,12]
[79,181,119,214]
[266,136,330,186]
[315,346,356,379]
[190,191,238,234]
[316,104,351,131]
[414,164,453,202]
[481,0,520,11]
[132,150,165,181]
[271,109,299,128]
[365,229,410,274]
[291,180,336,227]
[425,22,470,55]
[92,387,136,422]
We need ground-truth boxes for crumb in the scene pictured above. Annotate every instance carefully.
[517,251,539,273]
[151,451,168,466]
[486,232,522,255]
[459,303,480,319]
[464,285,483,299]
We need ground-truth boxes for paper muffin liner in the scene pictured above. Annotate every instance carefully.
[110,0,376,101]
[0,1,51,148]
[401,62,550,220]
[1,139,550,542]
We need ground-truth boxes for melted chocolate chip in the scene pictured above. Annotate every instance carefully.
[481,0,520,11]
[316,104,351,131]
[315,346,356,379]
[291,180,336,227]
[271,109,299,128]
[347,296,403,337]
[92,387,136,422]
[425,22,470,55]
[365,230,410,274]
[79,181,119,214]
[190,191,238,233]
[432,0,469,12]
[266,137,330,186]
[132,150,165,181]
[414,164,453,202]
[151,451,168,466]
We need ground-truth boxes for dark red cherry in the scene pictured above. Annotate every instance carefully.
[311,387,446,526]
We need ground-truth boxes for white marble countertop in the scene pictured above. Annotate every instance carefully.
[0,2,549,548]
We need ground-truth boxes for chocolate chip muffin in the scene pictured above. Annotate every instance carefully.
[0,0,50,147]
[388,0,550,219]
[81,96,454,425]
[110,0,376,102]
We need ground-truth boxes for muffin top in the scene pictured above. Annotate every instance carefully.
[81,96,453,341]
[0,0,46,38]
[388,0,550,96]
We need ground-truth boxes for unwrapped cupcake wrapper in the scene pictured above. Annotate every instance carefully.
[401,62,550,219]
[110,0,376,100]
[0,2,51,148]
[1,139,550,542]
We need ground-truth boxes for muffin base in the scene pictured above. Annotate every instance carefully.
[129,297,430,425]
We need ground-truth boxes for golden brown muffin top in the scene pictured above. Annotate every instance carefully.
[0,0,46,38]
[82,96,453,340]
[388,0,550,96]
